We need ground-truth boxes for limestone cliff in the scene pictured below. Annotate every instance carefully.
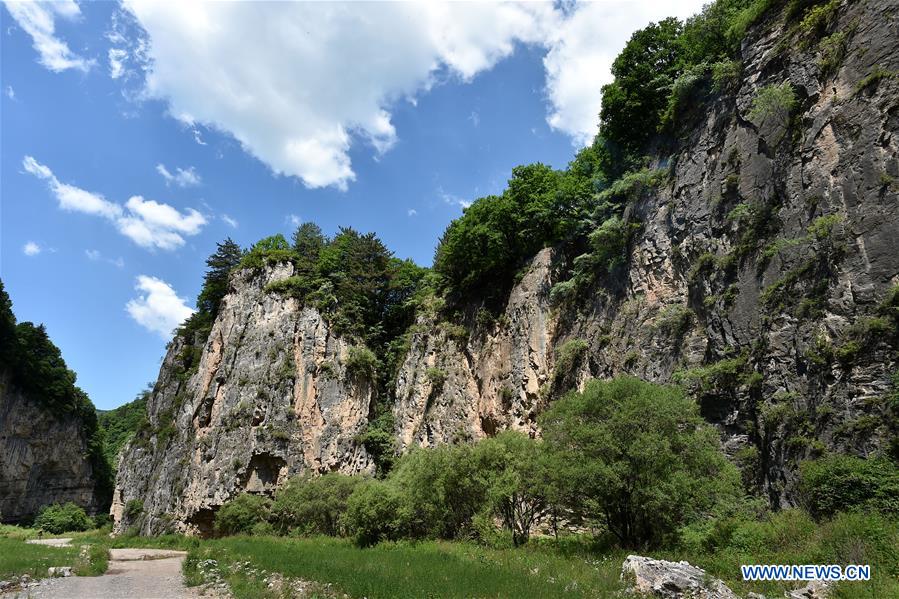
[114,0,899,533]
[395,0,899,505]
[0,371,108,522]
[112,264,373,535]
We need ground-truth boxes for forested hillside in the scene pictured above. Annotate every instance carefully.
[0,280,112,522]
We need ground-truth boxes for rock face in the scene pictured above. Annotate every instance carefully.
[621,555,738,599]
[114,0,899,533]
[0,372,107,522]
[112,264,373,535]
[394,0,899,505]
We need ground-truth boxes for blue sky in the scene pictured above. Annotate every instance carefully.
[1,1,705,409]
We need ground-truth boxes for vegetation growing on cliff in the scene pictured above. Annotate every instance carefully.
[97,386,151,474]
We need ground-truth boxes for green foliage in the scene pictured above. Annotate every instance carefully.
[799,455,899,520]
[598,18,683,176]
[356,411,397,476]
[854,66,897,96]
[711,59,742,92]
[97,385,150,473]
[344,479,406,547]
[540,376,741,548]
[434,159,598,301]
[182,536,628,599]
[345,345,380,381]
[553,339,588,390]
[425,367,447,391]
[477,432,549,546]
[179,238,244,343]
[796,0,840,45]
[215,494,272,536]
[34,503,93,534]
[654,304,694,338]
[748,82,797,125]
[673,354,754,394]
[270,474,363,536]
[124,499,144,521]
[238,234,294,272]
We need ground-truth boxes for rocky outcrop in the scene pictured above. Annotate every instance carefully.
[394,0,899,505]
[394,248,557,448]
[0,372,107,522]
[112,264,374,535]
[621,555,739,599]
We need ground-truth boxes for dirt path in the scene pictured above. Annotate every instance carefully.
[7,548,202,599]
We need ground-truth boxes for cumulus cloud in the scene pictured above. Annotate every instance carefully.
[124,1,556,191]
[407,209,418,217]
[23,156,207,250]
[119,1,710,188]
[5,86,15,100]
[125,275,194,339]
[156,163,201,187]
[2,0,94,73]
[286,214,302,227]
[23,241,41,256]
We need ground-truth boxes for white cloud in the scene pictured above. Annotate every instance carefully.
[121,1,710,187]
[2,0,94,73]
[407,209,418,217]
[5,85,14,100]
[286,214,302,227]
[543,0,708,145]
[439,187,471,210]
[221,214,238,228]
[108,47,127,79]
[23,155,122,219]
[124,1,556,191]
[23,241,41,256]
[85,248,125,267]
[126,275,194,339]
[156,163,201,187]
[23,156,207,250]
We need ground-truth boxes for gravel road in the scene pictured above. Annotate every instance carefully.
[6,548,201,599]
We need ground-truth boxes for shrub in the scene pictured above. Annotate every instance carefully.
[553,339,588,392]
[344,479,406,547]
[387,444,492,540]
[345,346,380,381]
[425,367,447,391]
[477,431,549,546]
[270,474,363,536]
[799,455,899,520]
[539,376,741,548]
[711,59,742,92]
[34,503,93,534]
[748,82,797,125]
[238,234,296,272]
[214,494,272,536]
[124,499,144,521]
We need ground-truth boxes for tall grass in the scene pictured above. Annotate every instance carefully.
[184,536,628,599]
[0,537,80,579]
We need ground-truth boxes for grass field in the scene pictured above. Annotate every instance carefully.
[183,536,629,598]
[3,512,897,598]
[0,536,81,580]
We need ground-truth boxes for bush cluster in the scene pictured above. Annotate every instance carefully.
[34,503,93,534]
[214,377,741,550]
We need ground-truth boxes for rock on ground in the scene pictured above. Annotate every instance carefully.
[622,555,739,599]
